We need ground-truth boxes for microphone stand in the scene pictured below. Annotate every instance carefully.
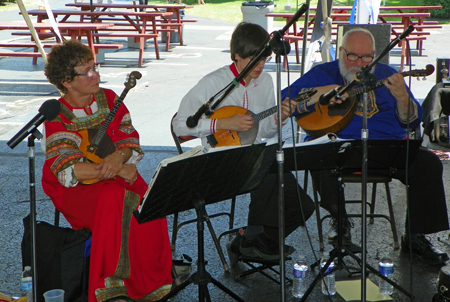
[270,23,295,302]
[298,25,416,302]
[339,25,415,301]
[7,129,42,302]
[27,132,41,302]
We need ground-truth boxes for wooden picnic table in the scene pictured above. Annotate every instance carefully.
[25,9,174,67]
[310,5,442,14]
[268,12,431,28]
[65,3,195,46]
[266,10,437,70]
[0,21,113,63]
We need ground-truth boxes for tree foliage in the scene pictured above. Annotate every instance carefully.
[421,0,450,18]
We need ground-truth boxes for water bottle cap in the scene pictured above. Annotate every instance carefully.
[24,266,31,270]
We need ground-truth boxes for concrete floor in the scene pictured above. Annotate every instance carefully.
[1,1,450,301]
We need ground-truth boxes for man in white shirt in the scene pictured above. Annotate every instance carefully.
[173,22,315,263]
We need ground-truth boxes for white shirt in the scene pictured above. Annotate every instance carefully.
[172,63,282,149]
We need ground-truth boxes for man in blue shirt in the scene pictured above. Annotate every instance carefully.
[282,28,449,264]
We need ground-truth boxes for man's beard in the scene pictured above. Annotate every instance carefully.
[338,54,376,83]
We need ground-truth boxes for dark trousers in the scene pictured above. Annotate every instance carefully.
[311,147,449,235]
[138,0,148,11]
[248,172,315,240]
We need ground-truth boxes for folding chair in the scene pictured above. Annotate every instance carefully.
[314,173,399,251]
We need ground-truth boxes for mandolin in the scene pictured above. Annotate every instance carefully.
[206,90,317,147]
[79,71,142,184]
[295,65,435,138]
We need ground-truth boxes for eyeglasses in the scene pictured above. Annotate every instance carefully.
[261,56,272,63]
[250,56,272,64]
[75,64,99,78]
[343,48,374,63]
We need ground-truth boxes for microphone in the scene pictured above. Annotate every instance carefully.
[318,88,339,106]
[186,104,208,128]
[397,25,414,42]
[7,99,61,149]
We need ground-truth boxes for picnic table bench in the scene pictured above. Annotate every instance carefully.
[0,22,115,64]
[25,9,175,67]
[65,3,196,46]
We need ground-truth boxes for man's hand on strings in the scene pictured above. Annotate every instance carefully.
[385,72,415,119]
[281,98,298,121]
[216,114,254,132]
[384,72,409,104]
[308,85,349,106]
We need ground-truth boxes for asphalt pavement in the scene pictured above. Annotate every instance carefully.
[1,1,450,301]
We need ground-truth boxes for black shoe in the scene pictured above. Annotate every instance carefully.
[173,253,193,277]
[328,217,353,246]
[239,232,295,261]
[401,234,449,265]
[226,232,243,268]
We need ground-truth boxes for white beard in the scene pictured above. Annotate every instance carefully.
[338,54,376,83]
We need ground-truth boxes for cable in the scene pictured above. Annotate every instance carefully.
[283,41,334,302]
[404,38,414,302]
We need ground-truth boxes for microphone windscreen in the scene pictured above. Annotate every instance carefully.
[39,99,61,121]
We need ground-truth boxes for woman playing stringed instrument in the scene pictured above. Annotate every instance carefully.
[42,41,172,302]
[282,28,449,264]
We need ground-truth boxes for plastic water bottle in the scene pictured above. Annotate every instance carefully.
[320,252,336,296]
[292,255,308,298]
[378,254,394,296]
[20,266,33,301]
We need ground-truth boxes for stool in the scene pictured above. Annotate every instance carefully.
[314,173,399,250]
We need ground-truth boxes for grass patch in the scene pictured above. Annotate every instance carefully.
[0,0,41,12]
[171,0,449,24]
[2,0,448,24]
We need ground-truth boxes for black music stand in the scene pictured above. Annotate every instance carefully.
[278,139,421,301]
[133,143,269,302]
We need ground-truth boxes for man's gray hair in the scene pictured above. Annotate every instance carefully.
[341,28,376,52]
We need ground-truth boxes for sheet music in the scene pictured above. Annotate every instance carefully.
[283,133,353,148]
[140,145,204,211]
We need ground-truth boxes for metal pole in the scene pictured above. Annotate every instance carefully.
[275,53,286,302]
[28,135,39,302]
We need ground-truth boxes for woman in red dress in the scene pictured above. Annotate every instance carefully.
[42,40,172,302]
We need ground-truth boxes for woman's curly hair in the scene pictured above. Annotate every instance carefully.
[44,40,94,94]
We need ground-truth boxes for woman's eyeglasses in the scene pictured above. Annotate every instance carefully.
[75,64,99,78]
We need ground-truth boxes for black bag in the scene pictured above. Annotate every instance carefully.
[21,215,91,302]
[434,266,450,301]
[439,89,450,116]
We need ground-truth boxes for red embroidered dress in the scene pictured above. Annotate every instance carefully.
[42,88,172,302]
